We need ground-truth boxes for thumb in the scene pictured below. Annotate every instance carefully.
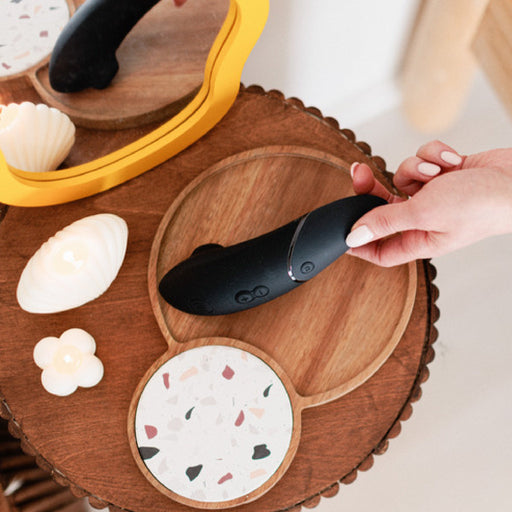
[346,200,417,248]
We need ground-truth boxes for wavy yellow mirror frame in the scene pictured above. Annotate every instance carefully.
[0,0,269,207]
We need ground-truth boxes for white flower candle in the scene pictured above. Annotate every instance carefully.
[33,328,104,396]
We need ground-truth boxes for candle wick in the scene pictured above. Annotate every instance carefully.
[62,250,84,270]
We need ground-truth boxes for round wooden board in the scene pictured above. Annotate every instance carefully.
[128,338,305,509]
[0,86,439,512]
[30,0,230,129]
[0,0,75,85]
[150,146,417,406]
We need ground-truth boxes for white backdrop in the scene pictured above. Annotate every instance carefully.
[242,0,420,126]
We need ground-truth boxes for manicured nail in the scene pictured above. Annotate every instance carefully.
[440,150,462,166]
[418,162,441,176]
[350,162,360,178]
[346,225,374,247]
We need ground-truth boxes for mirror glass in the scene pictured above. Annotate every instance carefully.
[0,0,230,164]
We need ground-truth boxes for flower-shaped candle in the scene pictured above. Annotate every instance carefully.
[33,328,104,396]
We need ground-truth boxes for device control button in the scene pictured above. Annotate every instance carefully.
[300,261,315,274]
[235,291,254,304]
[252,286,269,298]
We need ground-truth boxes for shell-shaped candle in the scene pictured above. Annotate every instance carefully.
[17,214,128,314]
[34,328,104,396]
[0,102,75,172]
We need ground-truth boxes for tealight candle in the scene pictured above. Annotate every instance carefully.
[33,328,104,396]
[53,344,83,374]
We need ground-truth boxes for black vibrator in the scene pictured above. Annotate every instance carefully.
[159,194,386,316]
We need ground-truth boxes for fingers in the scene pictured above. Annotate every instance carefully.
[394,140,464,196]
[394,156,441,196]
[346,140,467,267]
[347,230,430,267]
[348,163,412,258]
[346,200,419,250]
[416,140,463,168]
[350,162,402,204]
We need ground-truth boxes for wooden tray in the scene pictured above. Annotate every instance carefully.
[0,86,439,512]
[125,146,417,508]
[149,146,417,404]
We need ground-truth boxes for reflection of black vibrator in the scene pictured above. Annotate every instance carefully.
[159,194,386,315]
[49,0,162,92]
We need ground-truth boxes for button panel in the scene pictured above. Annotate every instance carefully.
[235,285,270,304]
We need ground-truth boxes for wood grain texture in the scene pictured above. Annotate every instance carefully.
[0,85,438,512]
[472,0,512,119]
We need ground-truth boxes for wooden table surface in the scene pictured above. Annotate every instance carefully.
[0,86,439,511]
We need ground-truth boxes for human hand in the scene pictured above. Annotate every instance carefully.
[346,140,512,267]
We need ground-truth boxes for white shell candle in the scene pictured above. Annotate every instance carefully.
[17,213,128,314]
[0,102,75,172]
[33,328,104,396]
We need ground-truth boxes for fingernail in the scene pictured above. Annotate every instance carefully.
[418,162,441,176]
[440,151,462,166]
[350,162,360,179]
[346,225,374,247]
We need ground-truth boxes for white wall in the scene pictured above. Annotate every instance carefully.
[242,0,420,126]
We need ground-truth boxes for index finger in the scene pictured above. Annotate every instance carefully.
[351,162,403,204]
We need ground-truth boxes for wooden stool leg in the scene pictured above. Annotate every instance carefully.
[401,0,489,132]
[472,0,512,117]
[0,420,89,512]
[0,493,11,512]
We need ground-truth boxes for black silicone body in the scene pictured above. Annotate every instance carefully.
[159,194,386,316]
[49,0,161,92]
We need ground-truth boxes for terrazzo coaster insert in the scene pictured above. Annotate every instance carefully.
[0,0,69,77]
[134,345,294,504]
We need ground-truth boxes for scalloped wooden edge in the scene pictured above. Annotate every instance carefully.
[282,261,439,512]
[0,418,86,512]
[0,86,439,512]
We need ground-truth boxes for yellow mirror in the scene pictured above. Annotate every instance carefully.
[0,0,269,207]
